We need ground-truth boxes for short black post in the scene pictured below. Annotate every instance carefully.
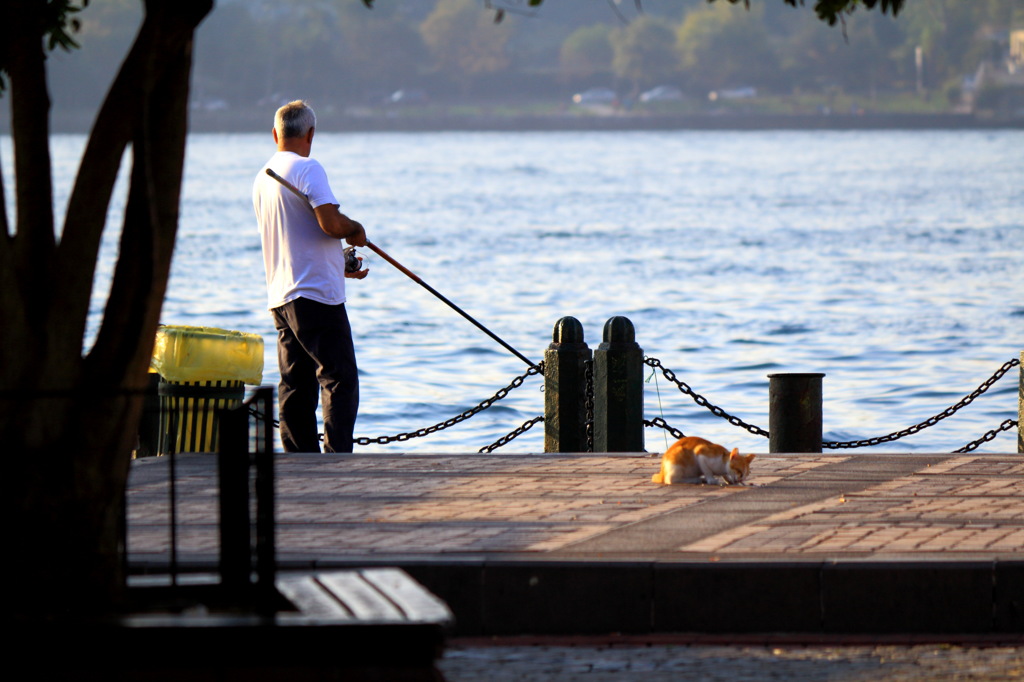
[768,373,825,453]
[1018,350,1022,454]
[594,316,644,452]
[218,404,251,606]
[251,387,277,615]
[544,317,592,453]
[133,373,162,458]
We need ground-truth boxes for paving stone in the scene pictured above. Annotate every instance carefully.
[438,643,1024,681]
[127,451,1024,634]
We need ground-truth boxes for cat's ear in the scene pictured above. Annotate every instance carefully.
[746,453,756,463]
[729,448,739,458]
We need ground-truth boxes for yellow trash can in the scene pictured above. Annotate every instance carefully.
[150,325,264,455]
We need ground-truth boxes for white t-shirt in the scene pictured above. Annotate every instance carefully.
[253,151,346,310]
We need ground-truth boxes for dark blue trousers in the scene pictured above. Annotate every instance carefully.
[271,298,359,453]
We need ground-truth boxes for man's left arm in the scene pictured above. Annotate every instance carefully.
[314,203,367,247]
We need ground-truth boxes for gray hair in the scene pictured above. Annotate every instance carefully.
[274,100,316,139]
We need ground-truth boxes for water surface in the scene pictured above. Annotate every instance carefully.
[12,129,1022,453]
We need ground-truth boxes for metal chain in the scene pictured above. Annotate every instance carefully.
[643,356,770,438]
[249,405,280,429]
[824,358,1020,449]
[248,363,544,445]
[251,356,1018,453]
[355,362,544,446]
[644,417,685,440]
[479,416,545,453]
[954,419,1019,453]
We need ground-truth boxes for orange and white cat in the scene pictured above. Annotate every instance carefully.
[651,436,755,486]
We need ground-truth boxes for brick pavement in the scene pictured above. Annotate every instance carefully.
[438,641,1024,681]
[127,451,1024,564]
[126,450,1024,635]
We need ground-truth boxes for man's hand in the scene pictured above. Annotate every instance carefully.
[344,221,367,248]
[345,267,369,280]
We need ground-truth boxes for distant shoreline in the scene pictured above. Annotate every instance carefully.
[295,112,1024,134]
[321,112,1024,133]
[4,111,1022,135]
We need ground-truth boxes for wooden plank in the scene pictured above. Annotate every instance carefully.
[276,575,354,619]
[317,571,406,621]
[359,568,454,625]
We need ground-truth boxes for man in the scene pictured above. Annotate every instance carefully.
[253,100,368,452]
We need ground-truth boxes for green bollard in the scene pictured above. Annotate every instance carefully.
[768,373,825,453]
[544,317,592,453]
[594,316,644,453]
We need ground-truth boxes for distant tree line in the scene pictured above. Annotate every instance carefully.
[40,0,1024,116]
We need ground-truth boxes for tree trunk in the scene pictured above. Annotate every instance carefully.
[3,0,212,620]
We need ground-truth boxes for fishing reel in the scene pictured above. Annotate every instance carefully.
[343,246,362,273]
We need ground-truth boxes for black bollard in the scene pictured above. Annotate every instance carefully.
[768,373,825,453]
[594,316,644,453]
[133,373,162,458]
[218,403,252,606]
[544,317,592,453]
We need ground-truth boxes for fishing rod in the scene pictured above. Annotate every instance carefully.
[265,168,538,369]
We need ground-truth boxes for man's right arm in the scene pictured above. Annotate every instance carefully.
[314,203,367,247]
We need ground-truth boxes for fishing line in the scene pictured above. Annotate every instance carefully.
[646,364,669,451]
[266,168,538,369]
